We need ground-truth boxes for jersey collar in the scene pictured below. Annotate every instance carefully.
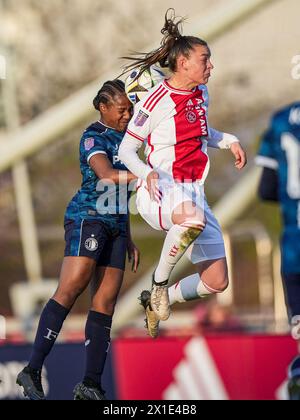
[163,80,195,95]
[98,120,117,131]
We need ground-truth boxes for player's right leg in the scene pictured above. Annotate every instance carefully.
[74,237,127,400]
[166,199,228,308]
[16,218,106,400]
[151,200,205,320]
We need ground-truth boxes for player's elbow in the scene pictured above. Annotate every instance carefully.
[100,173,115,182]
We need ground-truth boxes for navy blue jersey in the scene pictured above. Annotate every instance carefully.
[256,103,300,274]
[65,121,131,234]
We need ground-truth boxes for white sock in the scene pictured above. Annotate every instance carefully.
[154,224,202,284]
[168,281,185,305]
[168,273,218,305]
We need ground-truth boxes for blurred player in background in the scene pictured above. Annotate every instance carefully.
[119,9,247,337]
[256,102,300,400]
[16,80,139,400]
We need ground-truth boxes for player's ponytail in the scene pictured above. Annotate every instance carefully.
[121,8,208,76]
[157,8,184,67]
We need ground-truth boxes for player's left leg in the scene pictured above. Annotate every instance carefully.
[73,234,127,400]
[168,256,228,305]
[168,198,228,305]
[142,257,226,339]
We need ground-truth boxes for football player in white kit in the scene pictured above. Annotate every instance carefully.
[119,9,247,337]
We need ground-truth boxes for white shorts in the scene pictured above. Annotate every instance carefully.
[186,198,226,264]
[136,180,226,264]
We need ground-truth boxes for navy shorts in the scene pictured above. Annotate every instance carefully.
[64,219,127,271]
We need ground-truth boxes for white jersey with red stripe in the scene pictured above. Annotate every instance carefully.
[125,79,210,183]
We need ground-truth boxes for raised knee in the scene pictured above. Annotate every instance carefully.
[217,278,229,292]
[181,218,206,232]
[204,276,229,293]
[178,221,206,249]
[214,277,229,293]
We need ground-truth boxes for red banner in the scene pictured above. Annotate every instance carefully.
[114,334,297,400]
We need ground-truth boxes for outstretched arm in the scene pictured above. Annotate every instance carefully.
[207,127,247,170]
[207,127,239,149]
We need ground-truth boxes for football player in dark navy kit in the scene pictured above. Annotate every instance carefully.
[256,102,300,400]
[17,80,139,400]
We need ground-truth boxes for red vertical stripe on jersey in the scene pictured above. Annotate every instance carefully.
[170,91,209,182]
[149,89,168,112]
[144,85,164,111]
[159,206,167,231]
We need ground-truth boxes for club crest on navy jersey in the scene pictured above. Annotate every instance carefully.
[85,237,99,252]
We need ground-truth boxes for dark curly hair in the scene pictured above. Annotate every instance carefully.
[93,79,125,111]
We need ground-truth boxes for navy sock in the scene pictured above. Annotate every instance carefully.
[84,311,112,387]
[29,299,70,370]
[289,355,300,378]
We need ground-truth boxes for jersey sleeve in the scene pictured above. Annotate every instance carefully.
[119,95,161,181]
[207,127,239,149]
[125,101,152,143]
[80,132,108,165]
[255,118,279,170]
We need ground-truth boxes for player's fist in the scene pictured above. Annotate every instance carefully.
[230,142,247,170]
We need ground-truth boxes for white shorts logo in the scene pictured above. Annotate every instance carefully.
[85,237,98,252]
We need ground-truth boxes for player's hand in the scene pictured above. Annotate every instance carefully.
[230,142,247,170]
[127,240,140,272]
[146,171,161,203]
